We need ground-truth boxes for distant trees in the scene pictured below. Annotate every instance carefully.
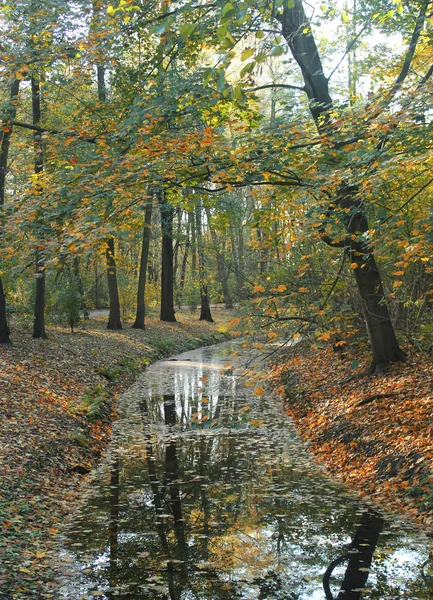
[0,0,431,369]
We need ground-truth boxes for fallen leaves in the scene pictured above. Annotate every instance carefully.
[0,312,230,597]
[271,343,433,531]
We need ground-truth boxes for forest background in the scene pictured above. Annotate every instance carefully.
[0,0,433,594]
[0,0,431,364]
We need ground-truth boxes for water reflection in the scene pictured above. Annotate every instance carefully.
[58,343,432,599]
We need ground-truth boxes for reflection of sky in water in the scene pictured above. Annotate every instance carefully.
[55,342,433,600]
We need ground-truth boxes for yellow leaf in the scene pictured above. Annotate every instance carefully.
[254,387,265,396]
[253,285,265,293]
[349,262,358,269]
[393,281,403,288]
[318,332,332,341]
[277,284,287,292]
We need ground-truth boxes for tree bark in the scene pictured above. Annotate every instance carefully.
[179,214,190,301]
[278,0,405,369]
[132,199,153,329]
[0,78,20,344]
[195,203,213,322]
[158,190,176,322]
[205,206,233,309]
[31,76,47,339]
[106,237,122,329]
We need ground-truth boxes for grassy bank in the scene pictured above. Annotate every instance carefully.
[0,309,232,598]
[272,342,433,532]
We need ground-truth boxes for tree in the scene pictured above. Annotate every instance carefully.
[31,75,48,339]
[132,196,153,329]
[0,78,20,344]
[195,198,214,322]
[271,0,417,371]
[158,190,176,322]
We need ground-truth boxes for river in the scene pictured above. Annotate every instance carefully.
[55,340,433,599]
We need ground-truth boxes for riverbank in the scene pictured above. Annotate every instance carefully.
[0,310,232,598]
[272,343,433,532]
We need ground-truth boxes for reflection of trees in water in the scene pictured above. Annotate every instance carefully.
[63,381,433,600]
[323,511,384,600]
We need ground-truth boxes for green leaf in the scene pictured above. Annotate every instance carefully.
[287,0,295,8]
[232,85,242,100]
[217,22,229,39]
[271,45,285,57]
[153,21,168,35]
[240,61,255,78]
[241,48,254,62]
[180,23,195,40]
[341,10,349,22]
[221,2,235,20]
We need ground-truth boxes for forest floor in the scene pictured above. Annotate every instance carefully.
[271,341,433,534]
[0,308,232,598]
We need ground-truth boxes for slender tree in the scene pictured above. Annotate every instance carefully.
[158,190,176,322]
[32,75,47,339]
[0,78,20,344]
[132,197,153,329]
[195,200,213,322]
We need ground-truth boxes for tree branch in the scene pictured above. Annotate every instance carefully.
[11,121,99,144]
[248,83,305,93]
[387,0,431,101]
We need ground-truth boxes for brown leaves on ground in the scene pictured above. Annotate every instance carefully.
[0,311,229,598]
[271,343,433,531]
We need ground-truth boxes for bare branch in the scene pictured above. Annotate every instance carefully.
[248,83,305,93]
[11,121,99,144]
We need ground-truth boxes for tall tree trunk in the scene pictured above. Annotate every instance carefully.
[278,0,406,370]
[132,199,153,329]
[204,206,233,309]
[173,206,182,289]
[179,215,190,301]
[92,2,123,330]
[32,76,47,339]
[0,78,20,344]
[97,61,122,329]
[106,237,122,329]
[196,202,213,322]
[73,256,88,318]
[158,190,176,322]
[230,220,246,301]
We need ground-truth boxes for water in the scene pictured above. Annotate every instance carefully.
[56,341,433,599]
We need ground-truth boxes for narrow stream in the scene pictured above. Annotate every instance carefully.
[56,341,433,599]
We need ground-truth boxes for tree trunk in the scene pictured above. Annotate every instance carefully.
[351,251,405,371]
[106,237,122,329]
[196,203,214,322]
[230,220,246,300]
[132,199,153,329]
[205,206,233,309]
[73,256,88,318]
[0,278,10,344]
[158,190,176,322]
[179,215,190,301]
[31,76,47,339]
[0,78,20,344]
[278,0,405,368]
